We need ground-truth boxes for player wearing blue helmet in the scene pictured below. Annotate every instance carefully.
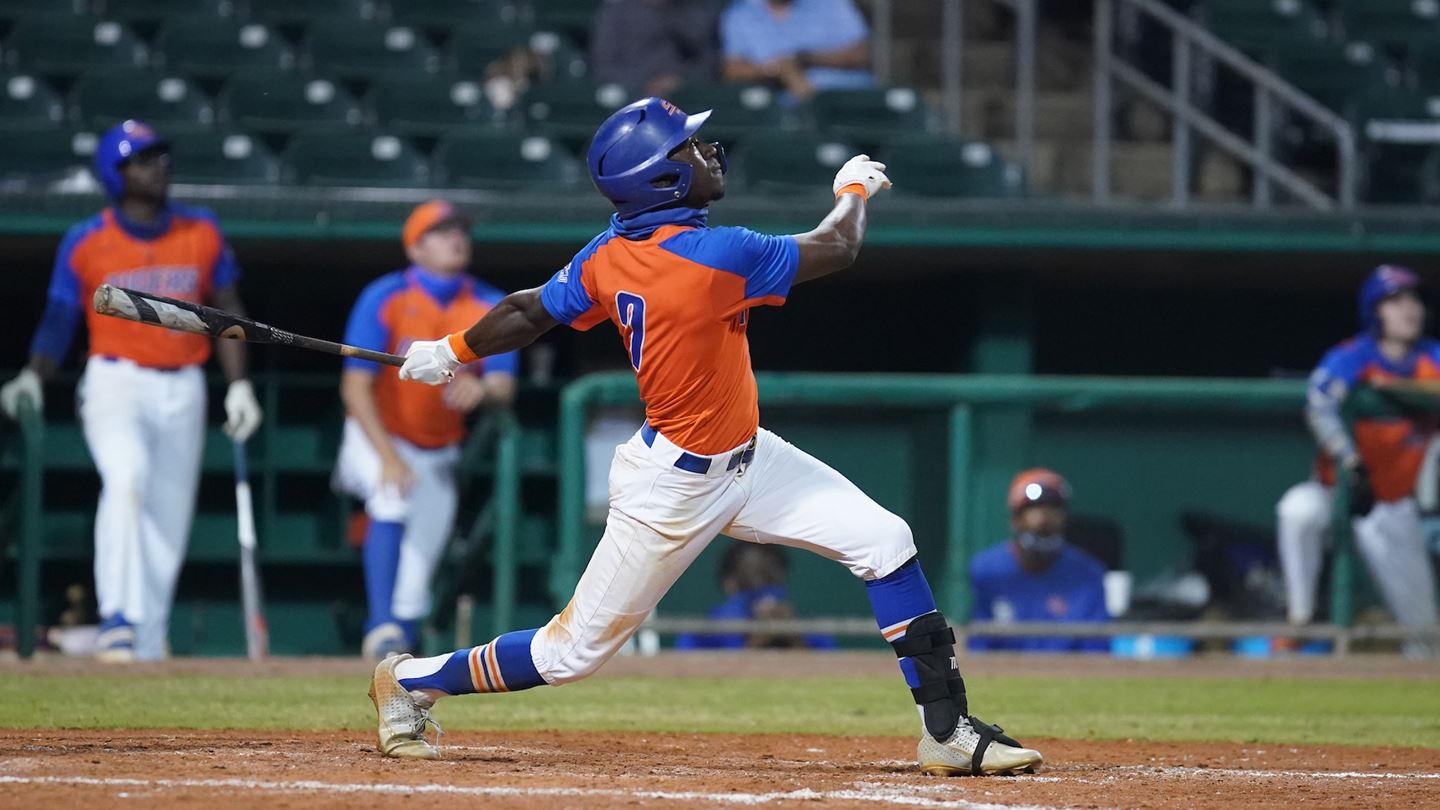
[1276,265,1440,658]
[370,97,1044,776]
[0,120,262,661]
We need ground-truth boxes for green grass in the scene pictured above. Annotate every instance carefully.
[3,673,1438,748]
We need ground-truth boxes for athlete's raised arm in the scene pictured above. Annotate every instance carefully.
[792,155,891,285]
[399,287,557,384]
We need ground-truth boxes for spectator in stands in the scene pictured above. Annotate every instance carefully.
[719,0,874,102]
[591,0,721,97]
[674,542,837,650]
[968,469,1110,653]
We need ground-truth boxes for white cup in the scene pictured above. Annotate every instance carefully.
[1103,570,1133,618]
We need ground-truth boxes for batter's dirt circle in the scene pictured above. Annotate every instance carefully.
[2,729,1437,809]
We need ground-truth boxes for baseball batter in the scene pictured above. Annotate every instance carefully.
[366,97,1043,776]
[1277,265,1440,658]
[0,120,262,661]
[334,200,517,660]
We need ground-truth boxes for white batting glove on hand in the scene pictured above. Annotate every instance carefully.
[0,368,43,419]
[399,338,460,385]
[832,154,892,198]
[223,379,263,442]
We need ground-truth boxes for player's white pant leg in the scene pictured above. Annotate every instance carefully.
[1276,481,1332,625]
[132,367,206,660]
[532,430,747,684]
[1352,497,1440,657]
[334,419,409,522]
[79,359,152,630]
[391,441,460,622]
[725,429,917,581]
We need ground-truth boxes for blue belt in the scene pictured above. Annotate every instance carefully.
[641,423,756,475]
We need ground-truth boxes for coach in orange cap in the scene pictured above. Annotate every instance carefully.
[967,468,1110,652]
[333,199,519,660]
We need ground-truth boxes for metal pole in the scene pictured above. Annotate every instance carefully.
[552,381,589,605]
[944,404,974,619]
[491,410,520,637]
[1092,0,1113,203]
[1015,0,1037,190]
[1254,87,1273,207]
[872,0,893,86]
[1337,126,1358,211]
[942,0,965,135]
[1172,30,1192,207]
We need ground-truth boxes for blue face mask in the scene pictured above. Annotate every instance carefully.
[1015,532,1064,555]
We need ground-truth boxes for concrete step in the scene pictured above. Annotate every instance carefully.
[991,139,1240,202]
[961,90,1094,142]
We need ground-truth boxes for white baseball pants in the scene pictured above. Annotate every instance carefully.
[332,419,461,622]
[532,426,917,684]
[1276,480,1439,657]
[79,356,206,660]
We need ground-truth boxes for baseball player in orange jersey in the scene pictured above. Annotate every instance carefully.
[366,98,1043,776]
[334,200,518,660]
[0,120,261,661]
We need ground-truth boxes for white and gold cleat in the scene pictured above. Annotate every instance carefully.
[917,716,1043,776]
[367,653,442,759]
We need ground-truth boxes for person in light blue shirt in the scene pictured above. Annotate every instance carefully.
[720,0,874,101]
[968,468,1110,653]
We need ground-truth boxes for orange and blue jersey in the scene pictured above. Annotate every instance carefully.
[31,203,240,369]
[1308,333,1440,501]
[539,206,799,455]
[344,266,518,449]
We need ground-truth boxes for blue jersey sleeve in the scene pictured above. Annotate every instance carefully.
[29,221,92,363]
[540,233,610,331]
[658,226,800,315]
[825,0,870,48]
[213,242,241,290]
[342,274,405,373]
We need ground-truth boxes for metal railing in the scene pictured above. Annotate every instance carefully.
[1093,0,1357,210]
[5,394,44,660]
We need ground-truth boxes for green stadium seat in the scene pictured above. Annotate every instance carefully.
[1347,88,1440,203]
[731,132,855,195]
[811,87,937,148]
[2,17,148,76]
[70,69,215,132]
[99,0,239,22]
[433,131,582,190]
[306,20,442,80]
[166,130,282,185]
[523,80,628,139]
[220,70,361,134]
[1338,0,1440,50]
[283,130,431,186]
[0,127,95,187]
[448,20,538,75]
[532,0,599,47]
[0,0,88,20]
[0,71,63,129]
[154,17,295,78]
[1272,42,1397,112]
[244,0,381,25]
[391,0,529,31]
[1202,0,1330,55]
[666,82,783,144]
[366,74,503,135]
[875,135,1024,199]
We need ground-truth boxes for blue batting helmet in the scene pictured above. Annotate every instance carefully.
[94,120,169,200]
[1358,264,1421,332]
[587,97,725,217]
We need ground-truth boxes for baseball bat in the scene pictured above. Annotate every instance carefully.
[92,284,406,367]
[233,440,269,662]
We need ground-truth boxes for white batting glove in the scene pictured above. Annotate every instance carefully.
[0,368,43,419]
[832,154,892,198]
[399,338,460,385]
[223,379,263,442]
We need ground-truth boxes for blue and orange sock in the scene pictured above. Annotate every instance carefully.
[394,629,546,697]
[362,520,404,632]
[865,558,941,691]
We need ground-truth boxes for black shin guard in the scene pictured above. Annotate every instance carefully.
[889,611,967,742]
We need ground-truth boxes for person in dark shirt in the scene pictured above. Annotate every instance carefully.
[591,0,720,97]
